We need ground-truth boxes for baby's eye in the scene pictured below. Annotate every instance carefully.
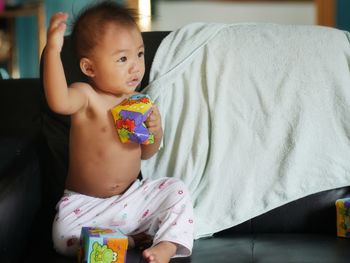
[138,51,144,58]
[117,56,127,62]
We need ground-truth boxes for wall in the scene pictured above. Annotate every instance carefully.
[13,0,350,78]
[16,0,123,78]
[151,1,315,31]
[336,0,350,31]
[16,15,36,78]
[44,0,105,34]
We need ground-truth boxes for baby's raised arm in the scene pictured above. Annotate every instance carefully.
[43,12,87,115]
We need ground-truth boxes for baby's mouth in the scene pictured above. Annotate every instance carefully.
[127,77,140,86]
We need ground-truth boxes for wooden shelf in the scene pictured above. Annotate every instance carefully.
[0,2,45,78]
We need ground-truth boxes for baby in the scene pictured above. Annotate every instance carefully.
[43,1,194,263]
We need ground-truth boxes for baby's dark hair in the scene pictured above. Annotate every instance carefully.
[71,1,138,59]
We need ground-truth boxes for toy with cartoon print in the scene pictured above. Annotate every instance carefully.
[336,197,350,238]
[111,94,154,144]
[78,226,128,263]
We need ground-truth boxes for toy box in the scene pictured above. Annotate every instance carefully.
[78,227,128,263]
[335,197,350,238]
[111,94,154,144]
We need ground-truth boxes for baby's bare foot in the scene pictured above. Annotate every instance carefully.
[142,241,177,263]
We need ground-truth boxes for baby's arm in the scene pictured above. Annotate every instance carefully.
[43,12,87,115]
[141,105,163,160]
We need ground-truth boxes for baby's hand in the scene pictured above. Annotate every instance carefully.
[46,12,68,52]
[145,105,163,140]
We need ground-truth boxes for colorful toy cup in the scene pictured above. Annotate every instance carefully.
[111,94,154,144]
[78,226,128,263]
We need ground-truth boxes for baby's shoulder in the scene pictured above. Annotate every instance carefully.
[69,82,99,104]
[69,81,94,93]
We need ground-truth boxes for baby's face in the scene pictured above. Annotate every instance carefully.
[88,23,145,95]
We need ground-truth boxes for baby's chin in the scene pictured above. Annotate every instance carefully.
[108,87,137,97]
[125,83,142,92]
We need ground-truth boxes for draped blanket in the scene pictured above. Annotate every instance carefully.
[141,23,350,238]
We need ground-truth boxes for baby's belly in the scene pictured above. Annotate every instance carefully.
[66,165,140,197]
[66,148,141,198]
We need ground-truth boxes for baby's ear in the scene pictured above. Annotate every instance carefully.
[80,58,95,77]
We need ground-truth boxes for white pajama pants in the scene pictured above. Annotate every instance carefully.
[52,177,194,258]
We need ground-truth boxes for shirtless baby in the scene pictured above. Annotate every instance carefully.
[43,2,194,263]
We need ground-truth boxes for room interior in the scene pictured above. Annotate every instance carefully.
[1,1,350,262]
[0,0,348,79]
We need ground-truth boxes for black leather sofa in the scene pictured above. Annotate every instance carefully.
[1,31,350,263]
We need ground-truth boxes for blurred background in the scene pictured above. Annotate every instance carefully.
[0,0,349,79]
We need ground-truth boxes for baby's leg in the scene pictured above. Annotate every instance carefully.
[142,241,177,263]
[139,177,194,260]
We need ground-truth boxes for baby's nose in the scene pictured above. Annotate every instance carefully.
[129,62,140,73]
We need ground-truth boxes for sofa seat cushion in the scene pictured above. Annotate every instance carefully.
[27,247,148,263]
[187,235,253,263]
[25,233,350,262]
[253,234,350,263]
[187,234,350,263]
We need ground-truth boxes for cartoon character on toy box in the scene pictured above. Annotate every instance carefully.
[336,197,350,238]
[78,226,128,263]
[111,94,154,144]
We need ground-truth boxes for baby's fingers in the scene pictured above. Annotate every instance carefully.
[49,12,68,27]
[145,114,159,128]
[49,12,68,33]
[150,105,160,117]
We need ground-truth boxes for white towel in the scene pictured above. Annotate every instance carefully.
[141,23,350,238]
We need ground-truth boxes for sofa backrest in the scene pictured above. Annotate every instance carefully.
[0,78,41,139]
